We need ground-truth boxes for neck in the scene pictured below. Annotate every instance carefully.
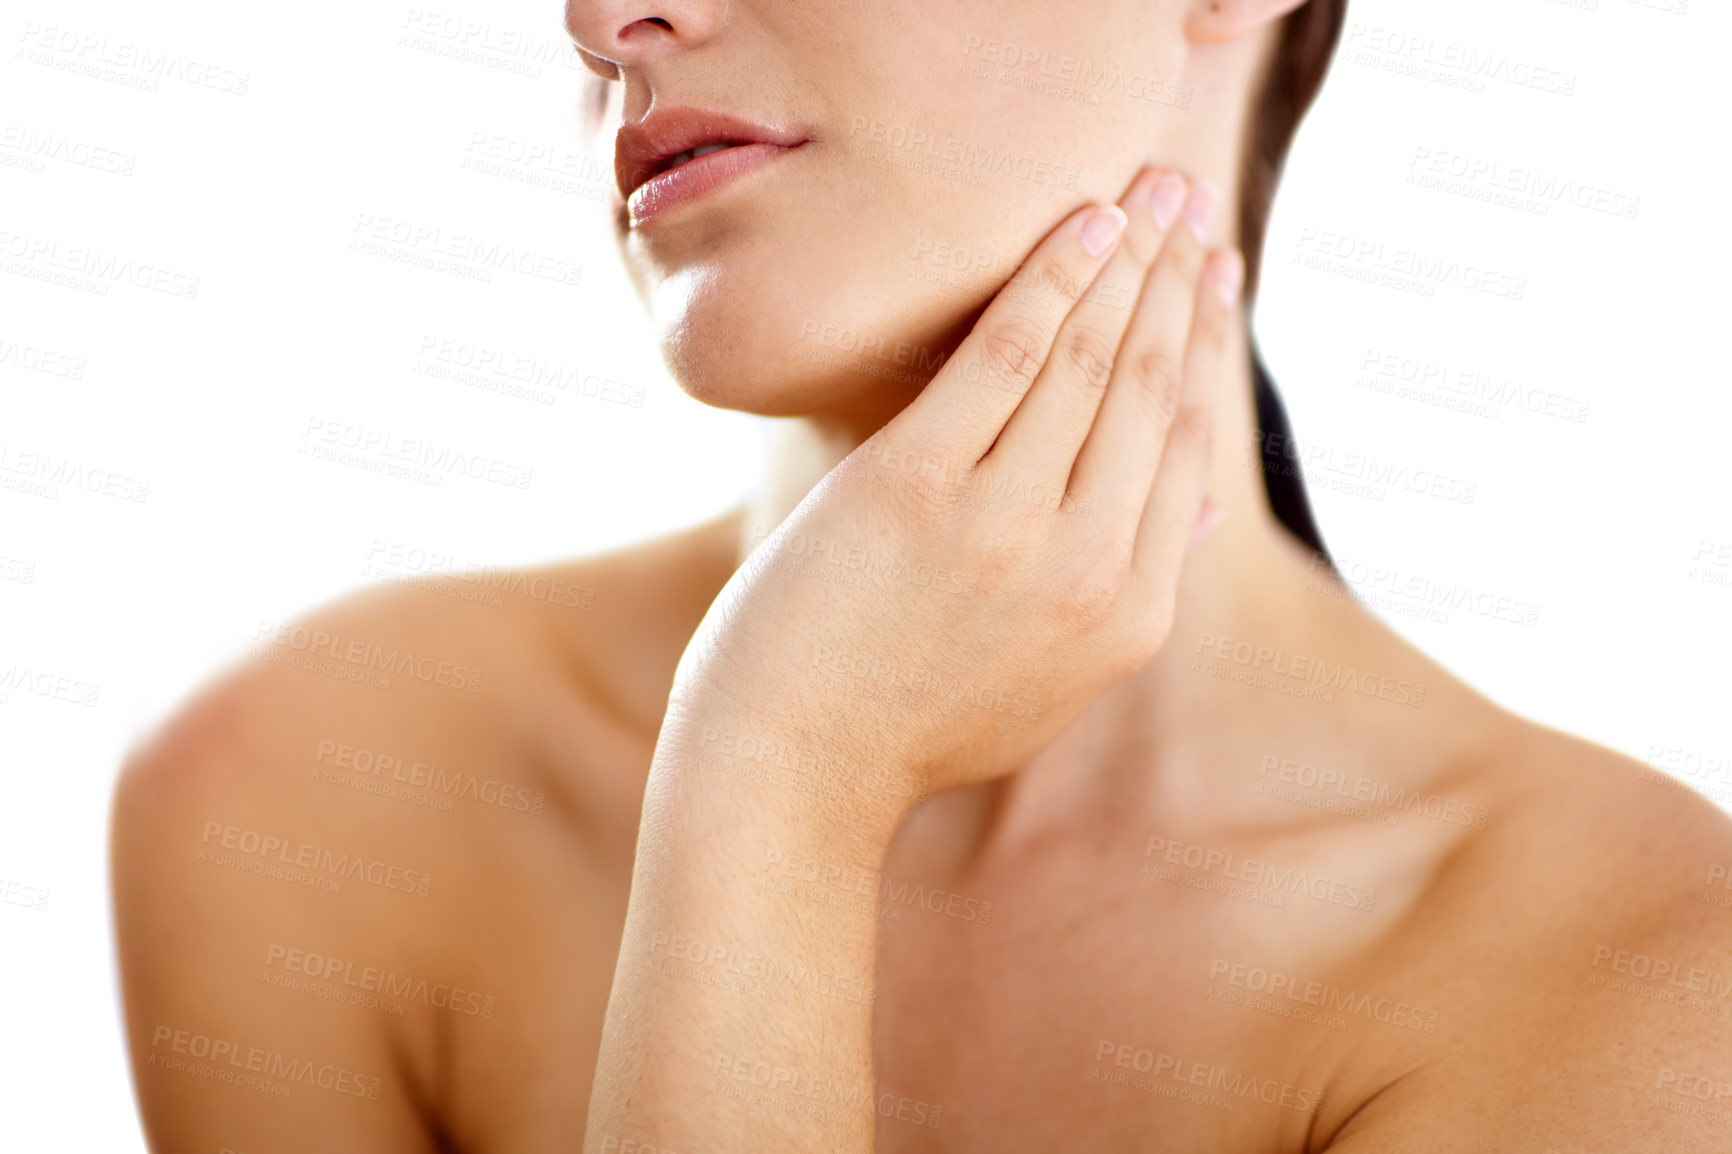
[730,318,1503,841]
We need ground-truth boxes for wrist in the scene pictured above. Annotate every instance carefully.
[656,693,927,852]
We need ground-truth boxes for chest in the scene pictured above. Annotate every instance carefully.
[865,835,1367,1154]
[439,809,1435,1154]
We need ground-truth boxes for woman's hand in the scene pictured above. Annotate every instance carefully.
[673,167,1243,804]
[585,167,1241,1154]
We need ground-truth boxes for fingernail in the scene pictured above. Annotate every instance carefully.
[1212,250,1244,308]
[1188,497,1225,554]
[1151,174,1188,234]
[1185,180,1220,243]
[1081,205,1128,257]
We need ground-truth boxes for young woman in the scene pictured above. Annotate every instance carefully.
[113,1,1732,1150]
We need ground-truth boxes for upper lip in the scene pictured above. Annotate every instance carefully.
[614,108,810,202]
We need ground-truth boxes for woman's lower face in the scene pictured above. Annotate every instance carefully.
[575,0,1202,427]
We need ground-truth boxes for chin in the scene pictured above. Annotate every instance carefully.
[635,188,1119,427]
[641,214,994,427]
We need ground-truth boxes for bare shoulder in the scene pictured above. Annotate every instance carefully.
[110,512,741,1151]
[1330,718,1732,1152]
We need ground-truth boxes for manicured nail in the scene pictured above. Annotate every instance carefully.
[1081,205,1128,257]
[1185,180,1220,242]
[1151,174,1188,234]
[1212,250,1244,308]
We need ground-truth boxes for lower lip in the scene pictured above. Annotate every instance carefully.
[627,141,803,227]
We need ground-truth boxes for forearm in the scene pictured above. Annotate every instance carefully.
[583,699,915,1154]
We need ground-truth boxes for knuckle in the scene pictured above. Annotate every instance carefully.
[979,320,1048,394]
[1061,324,1115,391]
[1026,256,1084,305]
[1130,349,1184,420]
[1120,232,1162,268]
[1061,541,1133,623]
[1172,402,1214,450]
[850,445,969,525]
[1162,234,1206,282]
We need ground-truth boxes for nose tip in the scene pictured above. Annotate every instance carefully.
[564,2,725,68]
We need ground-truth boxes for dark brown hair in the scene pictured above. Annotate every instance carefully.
[1240,0,1348,303]
[1242,0,1347,562]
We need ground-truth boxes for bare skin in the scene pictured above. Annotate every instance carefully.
[113,0,1732,1147]
[112,344,1732,1153]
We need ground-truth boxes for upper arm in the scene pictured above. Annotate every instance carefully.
[111,677,438,1154]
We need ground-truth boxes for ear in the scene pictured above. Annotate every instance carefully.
[1185,0,1312,46]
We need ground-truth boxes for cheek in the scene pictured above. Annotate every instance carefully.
[635,0,1183,412]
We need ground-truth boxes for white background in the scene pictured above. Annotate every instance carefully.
[2,0,1727,1148]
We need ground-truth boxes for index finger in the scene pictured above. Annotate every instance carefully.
[891,203,1127,461]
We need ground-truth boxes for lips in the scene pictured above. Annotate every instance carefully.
[615,108,810,225]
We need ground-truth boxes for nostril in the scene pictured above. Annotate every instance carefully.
[621,16,674,38]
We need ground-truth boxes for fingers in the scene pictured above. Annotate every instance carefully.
[895,203,1127,462]
[1065,181,1218,523]
[986,169,1191,482]
[1129,247,1243,590]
